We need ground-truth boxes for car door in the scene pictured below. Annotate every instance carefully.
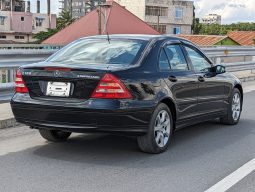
[159,42,199,121]
[182,44,226,115]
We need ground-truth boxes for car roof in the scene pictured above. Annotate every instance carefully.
[79,34,190,42]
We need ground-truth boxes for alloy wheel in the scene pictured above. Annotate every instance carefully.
[154,110,171,148]
[232,93,241,121]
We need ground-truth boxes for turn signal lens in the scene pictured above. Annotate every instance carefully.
[91,74,132,99]
[15,69,28,93]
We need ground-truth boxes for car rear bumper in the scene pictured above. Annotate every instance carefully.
[11,93,155,135]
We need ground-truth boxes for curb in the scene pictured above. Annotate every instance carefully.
[0,118,19,129]
[239,76,255,82]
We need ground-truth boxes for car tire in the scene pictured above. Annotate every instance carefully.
[220,88,242,125]
[39,129,72,142]
[137,103,174,154]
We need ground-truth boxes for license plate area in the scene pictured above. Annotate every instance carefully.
[46,82,71,97]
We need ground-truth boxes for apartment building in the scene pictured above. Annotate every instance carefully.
[201,14,221,25]
[115,0,194,34]
[0,0,56,43]
[60,0,106,18]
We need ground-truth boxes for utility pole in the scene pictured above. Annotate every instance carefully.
[70,0,73,19]
[98,0,102,35]
[157,8,160,33]
[10,0,13,31]
[47,0,51,29]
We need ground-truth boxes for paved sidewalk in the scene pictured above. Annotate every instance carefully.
[232,70,255,82]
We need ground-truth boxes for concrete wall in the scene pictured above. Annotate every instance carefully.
[116,0,146,21]
[167,25,191,35]
[12,12,33,33]
[32,13,56,34]
[0,33,31,43]
[168,0,193,26]
[0,11,11,32]
[0,11,56,42]
[146,0,193,34]
[50,14,57,29]
[117,0,193,34]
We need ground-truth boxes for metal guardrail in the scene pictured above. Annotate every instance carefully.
[203,47,255,57]
[0,45,255,90]
[0,44,61,50]
[0,44,61,56]
[202,46,255,72]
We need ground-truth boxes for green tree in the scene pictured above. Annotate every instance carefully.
[193,18,202,34]
[34,10,75,43]
[191,5,203,35]
[196,22,255,35]
[57,9,76,30]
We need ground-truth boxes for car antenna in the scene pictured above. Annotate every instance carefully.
[98,2,111,44]
[107,32,110,44]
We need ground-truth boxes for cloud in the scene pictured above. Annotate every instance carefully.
[31,0,254,24]
[194,0,255,24]
[211,3,227,11]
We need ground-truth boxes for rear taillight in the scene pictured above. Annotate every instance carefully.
[15,69,28,93]
[91,74,133,99]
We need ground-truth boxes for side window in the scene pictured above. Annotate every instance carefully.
[159,49,170,71]
[184,46,212,73]
[164,45,189,71]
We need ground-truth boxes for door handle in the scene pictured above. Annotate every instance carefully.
[198,76,205,82]
[168,76,178,82]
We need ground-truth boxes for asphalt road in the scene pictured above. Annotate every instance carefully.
[1,90,255,192]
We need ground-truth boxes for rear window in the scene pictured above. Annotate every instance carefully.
[48,39,148,65]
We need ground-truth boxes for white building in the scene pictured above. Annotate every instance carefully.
[201,14,221,25]
[115,0,194,34]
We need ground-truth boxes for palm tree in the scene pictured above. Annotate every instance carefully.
[57,9,75,30]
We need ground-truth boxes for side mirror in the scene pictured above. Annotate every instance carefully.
[212,65,226,75]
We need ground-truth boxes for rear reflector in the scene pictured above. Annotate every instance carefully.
[15,69,28,93]
[91,74,132,99]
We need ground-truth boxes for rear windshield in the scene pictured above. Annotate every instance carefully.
[48,39,148,65]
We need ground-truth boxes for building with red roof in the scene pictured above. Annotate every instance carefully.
[228,31,255,46]
[43,1,160,45]
[178,35,240,46]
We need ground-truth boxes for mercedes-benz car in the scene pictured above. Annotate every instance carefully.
[11,35,243,154]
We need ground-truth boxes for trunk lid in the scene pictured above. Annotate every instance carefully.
[21,62,122,101]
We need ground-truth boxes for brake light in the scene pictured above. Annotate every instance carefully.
[91,74,132,99]
[15,69,28,93]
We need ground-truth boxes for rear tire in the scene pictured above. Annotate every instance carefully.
[137,103,174,154]
[220,88,242,125]
[39,129,71,142]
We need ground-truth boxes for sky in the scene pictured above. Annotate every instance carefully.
[29,0,255,24]
[194,0,255,24]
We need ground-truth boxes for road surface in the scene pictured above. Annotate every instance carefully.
[1,87,255,192]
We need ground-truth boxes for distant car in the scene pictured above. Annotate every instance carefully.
[11,35,243,153]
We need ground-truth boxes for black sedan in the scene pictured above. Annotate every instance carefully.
[11,35,243,153]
